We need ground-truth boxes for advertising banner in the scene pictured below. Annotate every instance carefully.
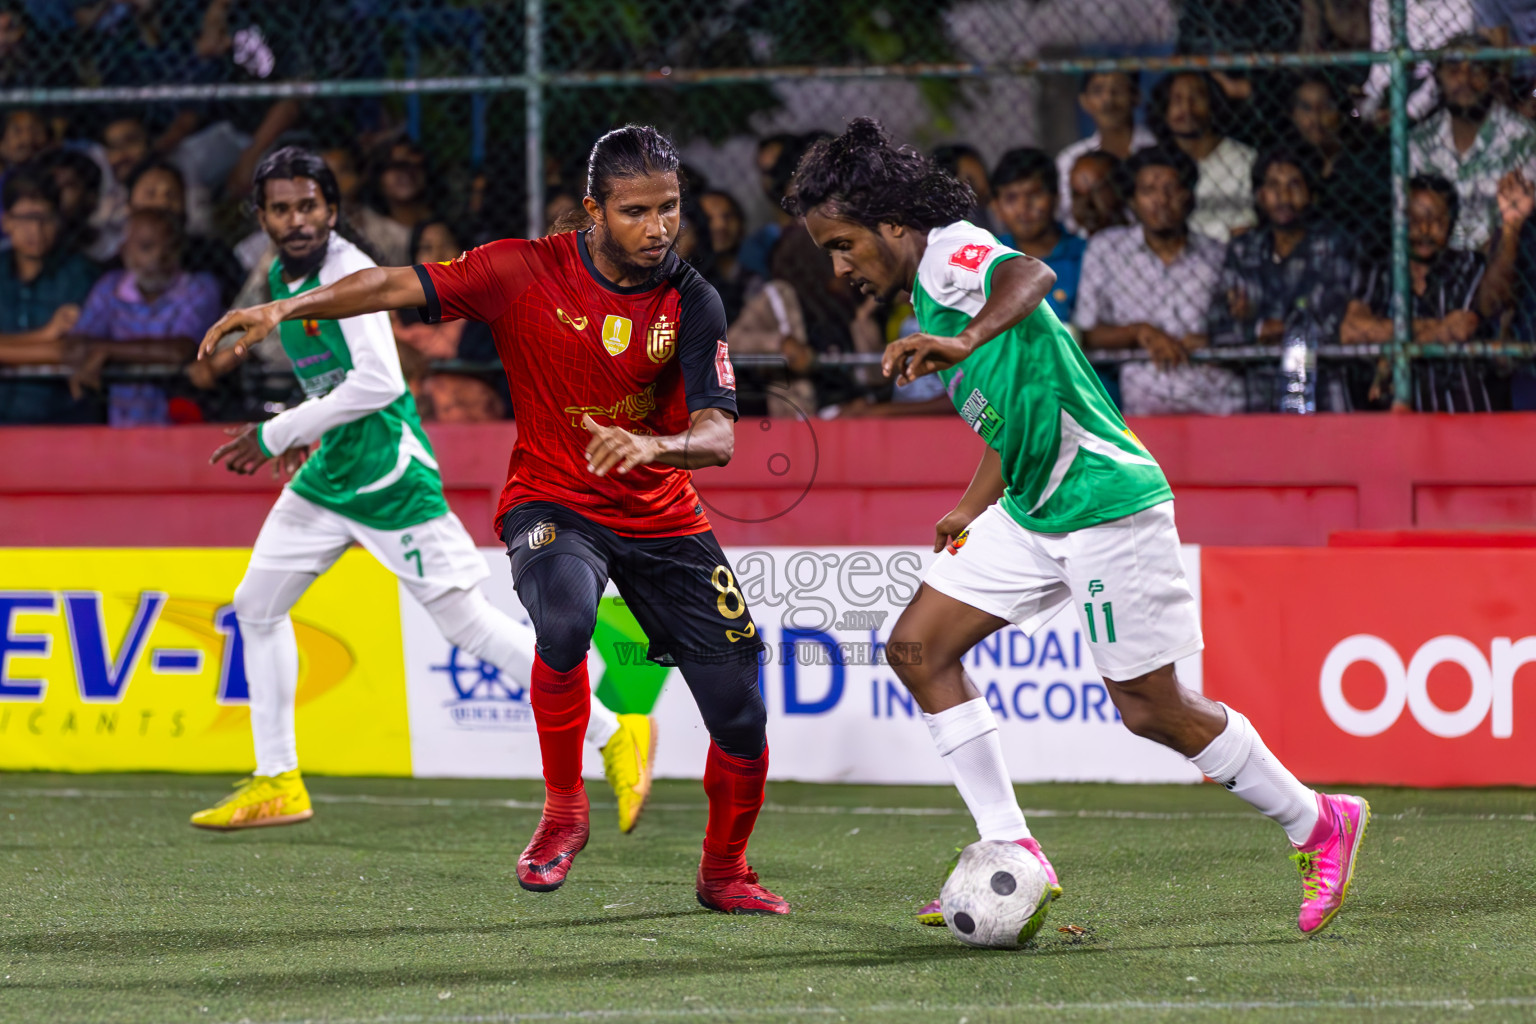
[0,549,411,776]
[1202,548,1536,787]
[400,546,1205,785]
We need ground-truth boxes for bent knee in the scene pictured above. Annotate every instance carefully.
[707,698,767,759]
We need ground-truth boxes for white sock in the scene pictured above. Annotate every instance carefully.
[245,615,300,776]
[1190,703,1319,845]
[924,698,1030,842]
[234,569,315,777]
[583,647,619,750]
[424,587,620,750]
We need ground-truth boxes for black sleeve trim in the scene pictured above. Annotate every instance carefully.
[687,394,739,420]
[413,264,443,324]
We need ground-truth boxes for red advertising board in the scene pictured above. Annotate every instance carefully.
[1202,548,1536,787]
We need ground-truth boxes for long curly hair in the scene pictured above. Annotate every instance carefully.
[783,117,975,230]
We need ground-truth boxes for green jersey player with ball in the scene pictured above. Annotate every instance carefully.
[790,119,1369,937]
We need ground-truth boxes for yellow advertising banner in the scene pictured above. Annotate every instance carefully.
[0,549,411,775]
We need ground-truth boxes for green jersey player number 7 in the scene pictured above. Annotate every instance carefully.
[792,119,1370,938]
[190,147,654,834]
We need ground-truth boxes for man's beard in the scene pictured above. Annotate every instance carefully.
[277,232,330,280]
[592,227,676,287]
[1446,96,1493,123]
[1143,222,1186,243]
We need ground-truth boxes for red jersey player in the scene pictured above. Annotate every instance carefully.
[200,126,785,916]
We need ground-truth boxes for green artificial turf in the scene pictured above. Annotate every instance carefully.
[2,773,1535,1023]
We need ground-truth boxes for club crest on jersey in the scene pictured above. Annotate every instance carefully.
[647,314,676,363]
[948,243,993,272]
[601,315,632,355]
[528,522,557,550]
[302,318,321,337]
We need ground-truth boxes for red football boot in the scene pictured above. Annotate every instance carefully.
[517,813,589,892]
[695,865,790,915]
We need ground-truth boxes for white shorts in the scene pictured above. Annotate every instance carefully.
[922,500,1202,680]
[249,488,490,603]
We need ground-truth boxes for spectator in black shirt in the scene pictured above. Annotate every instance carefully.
[1210,149,1358,348]
[699,188,757,322]
[1289,72,1392,260]
[36,148,101,258]
[1342,175,1506,410]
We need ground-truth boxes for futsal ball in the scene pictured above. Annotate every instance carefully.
[939,840,1052,949]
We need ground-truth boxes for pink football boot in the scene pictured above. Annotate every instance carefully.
[1292,793,1371,935]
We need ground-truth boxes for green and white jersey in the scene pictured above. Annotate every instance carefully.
[918,221,1173,534]
[260,235,448,531]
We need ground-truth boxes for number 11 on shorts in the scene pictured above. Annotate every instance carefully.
[1083,601,1116,644]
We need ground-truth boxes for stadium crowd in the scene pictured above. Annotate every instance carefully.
[3,1,1536,423]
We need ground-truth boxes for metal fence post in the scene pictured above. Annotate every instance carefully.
[525,0,545,238]
[1389,0,1412,408]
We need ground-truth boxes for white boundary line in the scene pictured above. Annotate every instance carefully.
[202,997,1536,1024]
[2,786,1535,823]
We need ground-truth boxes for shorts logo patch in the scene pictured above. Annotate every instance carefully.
[948,243,993,272]
[1088,579,1105,596]
[715,339,736,388]
[528,522,557,550]
[947,528,970,555]
[602,315,632,356]
[647,314,676,363]
[727,621,757,643]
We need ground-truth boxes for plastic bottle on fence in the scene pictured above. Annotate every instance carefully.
[1279,298,1318,414]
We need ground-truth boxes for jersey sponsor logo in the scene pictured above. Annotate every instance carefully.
[299,368,347,398]
[557,308,588,331]
[948,243,993,272]
[528,522,557,550]
[601,315,632,355]
[647,314,676,363]
[959,388,1003,444]
[563,382,658,428]
[715,339,736,389]
[302,318,321,337]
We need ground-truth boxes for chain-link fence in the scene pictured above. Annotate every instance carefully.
[3,0,1536,422]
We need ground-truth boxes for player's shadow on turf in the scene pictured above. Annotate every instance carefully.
[4,944,967,996]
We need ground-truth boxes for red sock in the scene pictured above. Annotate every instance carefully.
[700,742,768,882]
[530,652,590,823]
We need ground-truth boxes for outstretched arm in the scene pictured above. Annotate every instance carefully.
[199,265,426,359]
[882,256,1055,383]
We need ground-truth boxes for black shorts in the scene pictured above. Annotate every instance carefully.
[500,501,765,666]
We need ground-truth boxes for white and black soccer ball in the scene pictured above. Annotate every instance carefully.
[940,840,1052,949]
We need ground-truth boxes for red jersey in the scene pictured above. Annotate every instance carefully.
[415,231,737,536]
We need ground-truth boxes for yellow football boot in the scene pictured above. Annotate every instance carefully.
[190,770,313,830]
[601,713,656,833]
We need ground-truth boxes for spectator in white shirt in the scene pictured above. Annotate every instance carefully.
[1055,72,1157,235]
[1076,146,1241,416]
[1409,34,1536,251]
[1152,71,1258,242]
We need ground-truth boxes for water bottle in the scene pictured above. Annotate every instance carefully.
[1279,298,1318,414]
